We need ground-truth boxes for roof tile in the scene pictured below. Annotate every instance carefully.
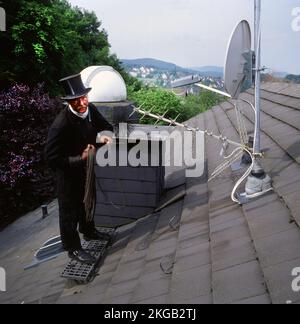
[254,227,300,268]
[1,82,300,304]
[212,261,267,304]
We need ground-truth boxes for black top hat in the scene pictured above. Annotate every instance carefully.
[59,74,92,100]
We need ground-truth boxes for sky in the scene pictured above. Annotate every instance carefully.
[68,0,300,74]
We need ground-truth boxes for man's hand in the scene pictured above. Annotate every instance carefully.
[81,144,95,161]
[99,135,113,145]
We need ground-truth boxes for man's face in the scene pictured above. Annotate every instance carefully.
[68,95,89,114]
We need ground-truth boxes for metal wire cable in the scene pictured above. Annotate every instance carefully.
[132,104,243,148]
[208,147,244,182]
[234,101,248,145]
[132,102,271,204]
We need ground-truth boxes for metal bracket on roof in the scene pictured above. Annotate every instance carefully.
[237,171,273,205]
[169,214,181,231]
[41,205,49,219]
[242,51,255,93]
[236,192,250,205]
[231,160,247,172]
[230,136,253,172]
[160,254,176,275]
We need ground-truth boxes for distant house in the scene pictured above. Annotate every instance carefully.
[129,72,138,78]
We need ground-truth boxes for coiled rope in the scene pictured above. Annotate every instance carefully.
[84,148,96,222]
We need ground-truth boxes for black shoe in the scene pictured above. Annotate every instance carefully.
[68,249,96,265]
[83,229,112,243]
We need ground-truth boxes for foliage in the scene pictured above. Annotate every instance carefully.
[0,84,61,228]
[129,87,184,124]
[181,90,225,120]
[285,74,300,84]
[129,86,224,124]
[0,0,126,95]
[126,77,144,98]
[0,0,141,228]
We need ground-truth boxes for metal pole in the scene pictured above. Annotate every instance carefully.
[195,83,232,98]
[254,0,261,155]
[41,205,49,219]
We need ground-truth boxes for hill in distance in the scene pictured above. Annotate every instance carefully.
[121,58,223,77]
[190,66,224,77]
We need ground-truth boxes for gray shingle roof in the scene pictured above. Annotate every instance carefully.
[0,82,300,304]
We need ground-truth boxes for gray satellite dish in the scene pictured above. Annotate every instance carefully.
[224,20,253,99]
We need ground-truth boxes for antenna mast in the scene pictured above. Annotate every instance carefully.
[254,0,261,155]
[134,0,273,203]
[243,0,272,201]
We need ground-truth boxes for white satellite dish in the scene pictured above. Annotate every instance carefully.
[81,66,127,103]
[224,20,253,99]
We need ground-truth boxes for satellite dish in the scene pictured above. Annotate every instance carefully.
[224,20,253,99]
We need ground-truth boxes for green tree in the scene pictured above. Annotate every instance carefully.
[285,74,300,84]
[0,0,126,94]
[129,87,225,125]
[182,91,225,120]
[129,87,185,124]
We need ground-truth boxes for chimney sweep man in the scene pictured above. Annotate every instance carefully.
[45,74,113,265]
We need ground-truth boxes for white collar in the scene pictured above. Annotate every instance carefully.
[68,105,89,120]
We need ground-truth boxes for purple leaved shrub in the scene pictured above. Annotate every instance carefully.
[0,84,61,229]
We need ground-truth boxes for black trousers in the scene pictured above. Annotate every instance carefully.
[56,171,95,252]
[59,201,95,252]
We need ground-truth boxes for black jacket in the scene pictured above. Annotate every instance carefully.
[45,103,113,207]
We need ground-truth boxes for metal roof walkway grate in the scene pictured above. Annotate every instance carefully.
[61,228,115,283]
